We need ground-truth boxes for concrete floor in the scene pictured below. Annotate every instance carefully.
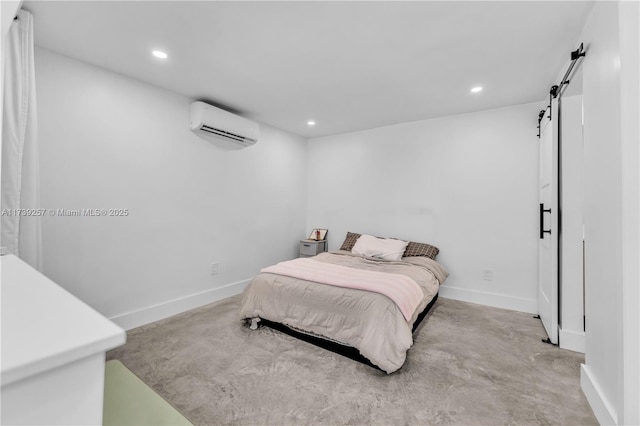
[108,295,597,425]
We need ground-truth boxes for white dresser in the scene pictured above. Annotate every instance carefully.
[0,254,126,425]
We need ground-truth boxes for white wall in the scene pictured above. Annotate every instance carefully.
[307,102,542,313]
[35,48,308,329]
[559,94,585,353]
[578,1,640,425]
[618,2,640,425]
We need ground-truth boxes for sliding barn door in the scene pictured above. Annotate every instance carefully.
[538,99,559,344]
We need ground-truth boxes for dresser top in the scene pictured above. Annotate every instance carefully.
[1,255,126,386]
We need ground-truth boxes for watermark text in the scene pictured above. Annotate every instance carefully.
[1,208,130,217]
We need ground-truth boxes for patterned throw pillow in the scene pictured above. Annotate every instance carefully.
[339,232,361,251]
[403,241,439,259]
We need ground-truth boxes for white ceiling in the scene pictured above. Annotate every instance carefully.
[23,1,594,138]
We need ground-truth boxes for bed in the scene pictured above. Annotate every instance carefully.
[239,233,448,374]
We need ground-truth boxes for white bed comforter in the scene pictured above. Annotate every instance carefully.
[239,251,448,373]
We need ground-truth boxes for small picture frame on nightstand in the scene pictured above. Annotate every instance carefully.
[308,228,328,241]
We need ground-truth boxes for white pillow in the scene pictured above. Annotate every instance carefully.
[351,234,409,261]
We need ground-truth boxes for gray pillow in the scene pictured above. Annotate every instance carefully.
[339,232,361,251]
[403,241,439,259]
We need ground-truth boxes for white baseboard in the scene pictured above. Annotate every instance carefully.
[581,364,618,425]
[438,285,537,314]
[110,279,250,330]
[559,327,585,353]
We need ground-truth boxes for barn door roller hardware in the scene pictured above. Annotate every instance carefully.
[536,84,558,138]
[536,110,546,138]
[553,43,586,98]
[536,43,586,138]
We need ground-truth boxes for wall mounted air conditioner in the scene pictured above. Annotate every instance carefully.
[189,101,259,147]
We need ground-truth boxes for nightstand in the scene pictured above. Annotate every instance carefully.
[299,239,327,258]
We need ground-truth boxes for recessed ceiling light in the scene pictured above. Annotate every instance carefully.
[307,120,316,126]
[152,50,168,59]
[470,86,483,93]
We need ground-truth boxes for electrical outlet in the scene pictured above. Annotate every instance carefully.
[483,269,493,281]
[211,263,219,275]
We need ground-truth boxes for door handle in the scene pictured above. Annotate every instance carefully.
[540,203,552,239]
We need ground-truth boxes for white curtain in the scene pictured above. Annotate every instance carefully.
[1,9,41,270]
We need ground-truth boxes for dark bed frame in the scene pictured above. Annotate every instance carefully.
[258,293,439,371]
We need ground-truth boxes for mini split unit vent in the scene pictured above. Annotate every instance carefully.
[189,101,259,147]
